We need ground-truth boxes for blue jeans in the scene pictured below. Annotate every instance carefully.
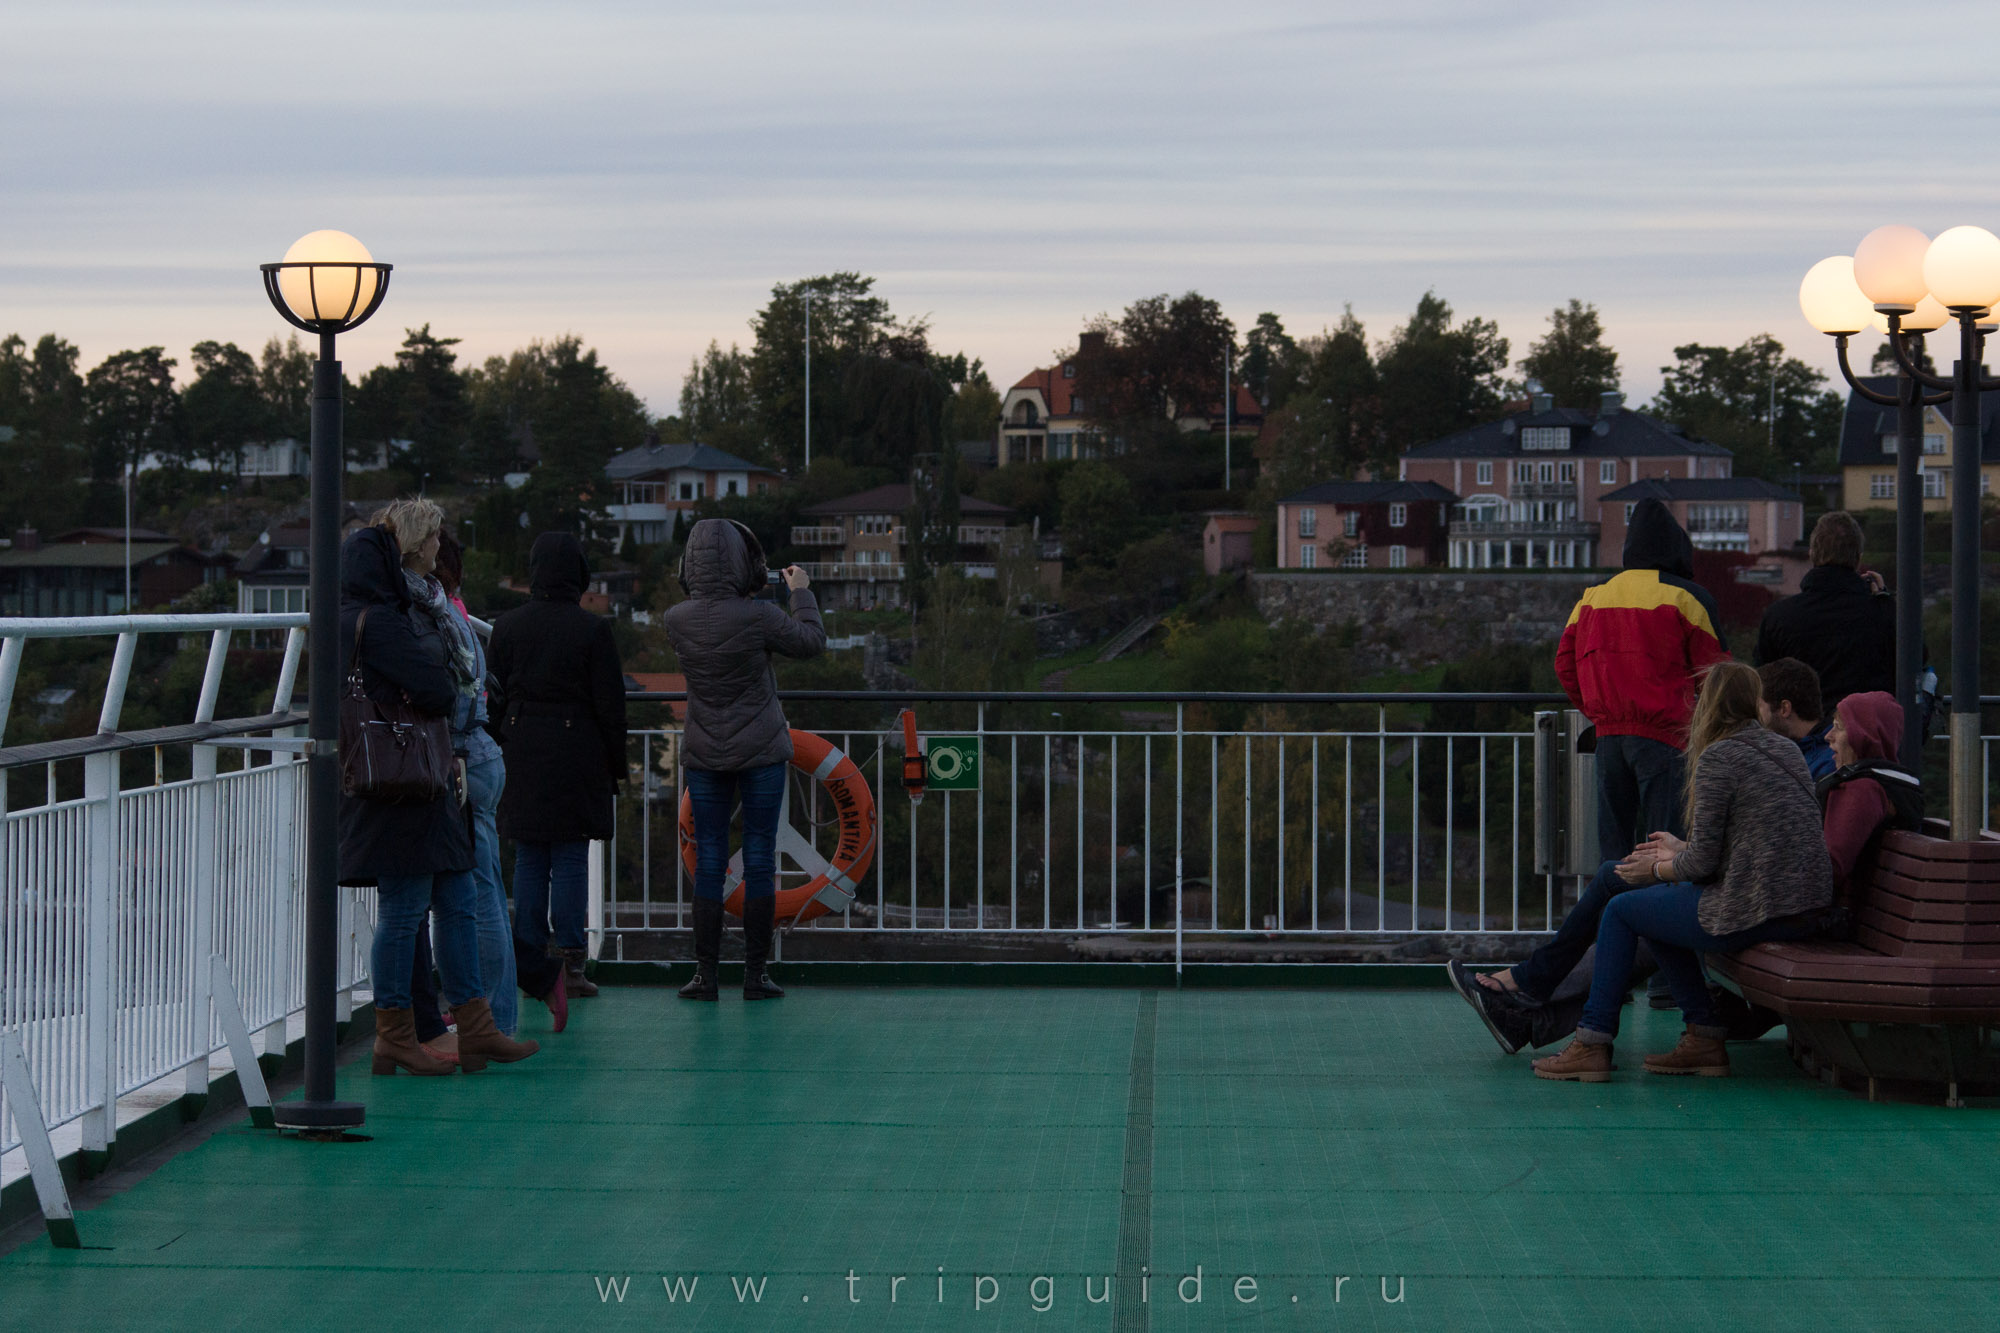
[1594,735,1685,864]
[467,754,517,1034]
[687,764,787,903]
[1510,860,1638,1000]
[1578,882,1817,1038]
[375,872,481,1010]
[514,840,589,956]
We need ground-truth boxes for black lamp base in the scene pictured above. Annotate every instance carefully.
[273,1100,367,1130]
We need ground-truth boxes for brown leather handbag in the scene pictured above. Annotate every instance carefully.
[340,607,456,805]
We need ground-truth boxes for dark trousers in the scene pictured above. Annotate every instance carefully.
[410,916,446,1042]
[1579,883,1817,1037]
[1511,860,1637,1001]
[1595,734,1685,864]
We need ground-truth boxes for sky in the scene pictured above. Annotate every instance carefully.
[7,1,2000,419]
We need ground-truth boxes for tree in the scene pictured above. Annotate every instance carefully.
[1375,292,1510,462]
[395,325,470,485]
[1058,459,1137,567]
[943,359,1000,444]
[183,341,265,475]
[679,340,759,458]
[1072,291,1236,450]
[258,336,312,443]
[1647,334,1843,479]
[512,335,651,540]
[1520,300,1619,408]
[1242,312,1304,411]
[0,334,89,533]
[1259,308,1380,492]
[749,272,900,473]
[85,347,182,487]
[1871,335,1938,376]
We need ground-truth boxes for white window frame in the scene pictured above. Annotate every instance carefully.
[1298,507,1317,538]
[1476,461,1493,485]
[1870,473,1895,499]
[1340,542,1368,569]
[1388,503,1407,528]
[1343,511,1359,538]
[1298,543,1316,569]
[1388,544,1407,569]
[1600,460,1617,484]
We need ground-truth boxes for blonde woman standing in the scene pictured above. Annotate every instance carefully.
[1532,662,1832,1083]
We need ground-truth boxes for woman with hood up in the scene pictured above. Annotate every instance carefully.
[488,531,629,1002]
[663,519,824,1001]
[340,500,539,1075]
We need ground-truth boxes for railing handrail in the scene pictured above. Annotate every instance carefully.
[0,613,310,638]
[0,709,307,771]
[627,689,1573,704]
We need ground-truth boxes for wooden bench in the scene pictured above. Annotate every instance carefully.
[1709,822,2000,1105]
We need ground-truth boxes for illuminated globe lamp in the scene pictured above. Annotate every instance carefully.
[1816,222,2000,838]
[258,229,391,1135]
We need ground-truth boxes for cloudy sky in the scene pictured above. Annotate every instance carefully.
[7,1,2000,416]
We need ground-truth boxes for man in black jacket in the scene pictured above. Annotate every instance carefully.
[1755,512,1897,710]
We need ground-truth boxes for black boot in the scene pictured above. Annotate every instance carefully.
[679,899,722,1001]
[742,896,784,1000]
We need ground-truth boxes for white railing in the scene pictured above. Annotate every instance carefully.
[0,614,373,1164]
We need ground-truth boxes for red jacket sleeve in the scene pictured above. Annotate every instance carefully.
[1823,780,1893,893]
[1555,614,1583,709]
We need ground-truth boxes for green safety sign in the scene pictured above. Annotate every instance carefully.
[924,736,981,790]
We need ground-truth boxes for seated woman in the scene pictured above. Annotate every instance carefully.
[1531,662,1831,1081]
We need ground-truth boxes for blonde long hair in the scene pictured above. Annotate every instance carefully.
[1681,661,1763,833]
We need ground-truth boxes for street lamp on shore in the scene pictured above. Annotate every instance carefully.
[1801,225,2000,838]
[260,229,392,1132]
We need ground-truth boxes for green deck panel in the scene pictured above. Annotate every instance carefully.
[3,987,1999,1331]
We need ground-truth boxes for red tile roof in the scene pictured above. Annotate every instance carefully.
[1009,365,1083,418]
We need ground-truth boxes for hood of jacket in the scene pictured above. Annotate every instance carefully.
[1837,690,1903,763]
[1622,498,1694,578]
[528,531,589,603]
[341,525,409,608]
[680,518,765,600]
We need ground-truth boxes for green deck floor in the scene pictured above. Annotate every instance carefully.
[5,986,2000,1331]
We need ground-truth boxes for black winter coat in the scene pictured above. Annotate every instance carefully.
[337,526,473,884]
[663,518,825,772]
[489,532,627,843]
[1755,564,1899,707]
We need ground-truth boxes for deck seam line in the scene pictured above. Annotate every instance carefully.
[1113,989,1157,1333]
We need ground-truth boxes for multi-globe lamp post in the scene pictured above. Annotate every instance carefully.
[260,230,392,1130]
[1801,224,2000,839]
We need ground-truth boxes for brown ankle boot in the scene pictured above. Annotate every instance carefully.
[1644,1026,1731,1077]
[372,1007,455,1076]
[1531,1037,1614,1082]
[554,946,598,998]
[451,997,540,1072]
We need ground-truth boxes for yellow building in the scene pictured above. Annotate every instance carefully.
[1839,379,2000,511]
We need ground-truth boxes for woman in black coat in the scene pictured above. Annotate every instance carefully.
[489,532,627,998]
[340,505,538,1074]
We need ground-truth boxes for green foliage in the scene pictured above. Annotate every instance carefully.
[1376,291,1511,464]
[183,341,264,475]
[911,569,1034,690]
[1242,312,1304,411]
[1058,459,1137,567]
[974,459,1070,533]
[679,340,760,460]
[1520,299,1620,408]
[0,333,89,533]
[84,346,181,485]
[1646,334,1842,479]
[943,361,1001,444]
[1070,292,1236,451]
[257,336,312,443]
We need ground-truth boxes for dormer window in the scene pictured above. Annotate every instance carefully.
[1520,426,1570,451]
[1062,363,1076,378]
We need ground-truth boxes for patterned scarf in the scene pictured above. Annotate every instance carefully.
[403,569,478,692]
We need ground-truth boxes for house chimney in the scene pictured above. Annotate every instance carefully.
[1077,330,1107,358]
[13,527,39,553]
[1531,391,1554,414]
[1598,390,1624,417]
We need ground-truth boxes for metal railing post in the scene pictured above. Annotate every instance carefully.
[80,749,117,1159]
[185,629,229,1098]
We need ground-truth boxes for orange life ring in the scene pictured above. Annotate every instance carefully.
[677,729,877,924]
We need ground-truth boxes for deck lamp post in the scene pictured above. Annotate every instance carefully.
[1802,225,2000,837]
[260,229,392,1131]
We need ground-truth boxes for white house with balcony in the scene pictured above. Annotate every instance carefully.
[791,484,1018,609]
[603,441,783,546]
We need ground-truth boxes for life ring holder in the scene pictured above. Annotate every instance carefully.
[677,729,877,927]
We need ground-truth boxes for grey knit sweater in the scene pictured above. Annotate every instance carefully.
[1663,722,1832,935]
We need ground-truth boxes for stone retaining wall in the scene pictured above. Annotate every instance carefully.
[1251,570,1598,674]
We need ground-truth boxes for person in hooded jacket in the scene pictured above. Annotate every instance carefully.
[663,519,825,1001]
[1556,498,1728,867]
[340,502,539,1076]
[488,532,628,1002]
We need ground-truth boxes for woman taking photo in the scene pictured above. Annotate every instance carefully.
[341,499,539,1075]
[489,531,628,1001]
[1532,661,1832,1082]
[664,519,825,1000]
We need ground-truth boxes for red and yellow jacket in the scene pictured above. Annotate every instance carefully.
[1555,568,1727,746]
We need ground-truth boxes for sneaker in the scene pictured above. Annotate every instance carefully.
[1447,960,1531,1056]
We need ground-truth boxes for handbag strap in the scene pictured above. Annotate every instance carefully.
[347,607,371,691]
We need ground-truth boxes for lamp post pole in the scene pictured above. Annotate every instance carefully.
[261,231,390,1132]
[803,290,812,474]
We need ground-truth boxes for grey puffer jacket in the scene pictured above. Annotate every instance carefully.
[663,519,826,772]
[1663,722,1833,935]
